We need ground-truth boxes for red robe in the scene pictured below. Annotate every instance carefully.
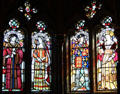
[3,48,23,90]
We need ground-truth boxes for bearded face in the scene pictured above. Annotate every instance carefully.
[10,36,18,46]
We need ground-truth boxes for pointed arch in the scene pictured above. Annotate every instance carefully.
[96,16,118,91]
[2,19,25,91]
[31,21,52,92]
[70,20,90,91]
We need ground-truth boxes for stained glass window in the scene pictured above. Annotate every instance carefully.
[85,0,102,19]
[70,20,90,91]
[31,21,51,92]
[18,1,37,21]
[2,19,25,91]
[96,16,118,90]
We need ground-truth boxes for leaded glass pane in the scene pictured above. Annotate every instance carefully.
[96,16,118,90]
[2,19,25,91]
[71,20,90,91]
[31,21,51,92]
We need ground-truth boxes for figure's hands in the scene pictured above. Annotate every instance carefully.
[12,48,16,55]
[108,57,113,62]
[5,55,10,58]
[11,48,16,58]
[12,52,16,55]
[37,58,42,62]
[108,53,115,62]
[37,57,46,62]
[42,57,46,61]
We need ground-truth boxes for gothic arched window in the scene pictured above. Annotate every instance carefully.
[70,20,90,91]
[2,19,25,91]
[96,16,118,91]
[31,21,52,92]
